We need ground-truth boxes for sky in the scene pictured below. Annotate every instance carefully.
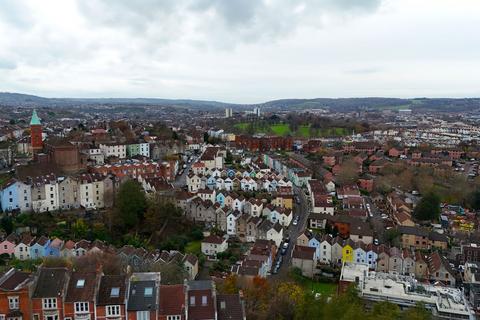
[0,0,479,103]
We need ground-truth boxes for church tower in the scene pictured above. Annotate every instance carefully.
[30,109,43,153]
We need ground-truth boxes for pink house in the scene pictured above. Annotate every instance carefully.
[0,233,18,257]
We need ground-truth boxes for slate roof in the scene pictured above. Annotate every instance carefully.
[0,269,31,291]
[32,268,69,298]
[127,273,160,311]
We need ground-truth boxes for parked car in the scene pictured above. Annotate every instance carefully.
[292,217,299,226]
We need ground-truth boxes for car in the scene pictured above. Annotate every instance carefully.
[292,218,298,226]
[272,266,279,274]
[373,238,379,245]
[283,242,289,249]
[381,214,388,219]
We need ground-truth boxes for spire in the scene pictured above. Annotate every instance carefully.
[30,109,41,125]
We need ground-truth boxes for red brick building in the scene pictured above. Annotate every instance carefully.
[30,109,43,154]
[64,271,99,320]
[44,138,88,172]
[31,267,69,320]
[96,274,128,320]
[0,269,33,320]
[235,135,293,152]
[159,284,186,320]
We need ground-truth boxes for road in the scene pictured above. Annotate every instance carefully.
[365,196,385,244]
[172,155,196,188]
[273,184,310,277]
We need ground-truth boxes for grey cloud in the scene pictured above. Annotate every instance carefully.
[76,0,384,47]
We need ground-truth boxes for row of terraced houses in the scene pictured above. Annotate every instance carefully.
[0,267,245,320]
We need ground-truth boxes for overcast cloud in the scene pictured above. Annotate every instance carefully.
[0,0,479,103]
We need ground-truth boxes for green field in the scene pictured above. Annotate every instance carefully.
[270,123,291,135]
[234,122,350,138]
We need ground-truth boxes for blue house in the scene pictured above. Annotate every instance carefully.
[45,238,63,257]
[227,169,236,178]
[206,176,216,190]
[0,179,31,213]
[0,179,18,212]
[216,192,226,207]
[308,235,321,260]
[30,236,50,259]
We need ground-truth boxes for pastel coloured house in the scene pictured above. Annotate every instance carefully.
[341,239,354,263]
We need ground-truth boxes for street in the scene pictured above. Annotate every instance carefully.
[273,184,310,277]
[172,155,196,188]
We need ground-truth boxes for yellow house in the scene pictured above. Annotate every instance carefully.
[341,239,354,263]
[273,195,293,209]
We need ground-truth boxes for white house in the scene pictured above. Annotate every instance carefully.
[197,189,216,203]
[266,223,283,247]
[99,143,127,159]
[14,235,34,260]
[31,175,59,212]
[201,235,228,259]
[227,210,242,236]
[245,198,263,217]
[278,207,293,227]
[78,174,105,209]
[187,173,202,193]
[318,235,332,264]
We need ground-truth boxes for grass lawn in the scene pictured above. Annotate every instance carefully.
[294,275,337,297]
[185,240,202,255]
[234,121,350,138]
[270,123,291,136]
[297,125,311,138]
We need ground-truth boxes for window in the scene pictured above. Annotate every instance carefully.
[202,295,208,305]
[8,296,19,309]
[45,316,58,320]
[76,279,85,288]
[42,298,57,309]
[144,287,153,297]
[106,305,120,316]
[110,287,120,297]
[167,316,181,320]
[137,311,149,320]
[75,302,89,313]
[0,315,5,320]
[190,296,195,306]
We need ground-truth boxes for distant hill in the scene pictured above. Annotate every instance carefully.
[1,92,479,112]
